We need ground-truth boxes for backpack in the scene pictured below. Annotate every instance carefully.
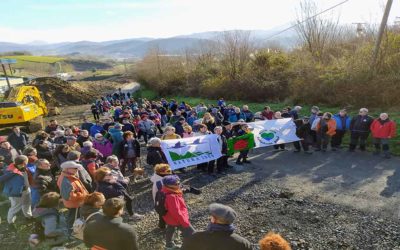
[154,180,168,216]
[72,210,101,240]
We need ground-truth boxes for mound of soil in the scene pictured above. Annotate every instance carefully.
[29,77,99,106]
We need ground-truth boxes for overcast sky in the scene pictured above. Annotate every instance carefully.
[1,0,398,43]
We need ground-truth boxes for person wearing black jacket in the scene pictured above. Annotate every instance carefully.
[32,159,58,196]
[214,126,228,174]
[349,108,373,152]
[7,126,29,154]
[95,167,134,216]
[118,131,140,176]
[146,137,167,166]
[84,198,139,250]
[293,117,313,154]
[222,121,234,168]
[182,203,252,250]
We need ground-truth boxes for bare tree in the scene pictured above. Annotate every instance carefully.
[218,30,253,80]
[294,0,342,61]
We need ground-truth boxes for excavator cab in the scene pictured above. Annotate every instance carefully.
[0,85,48,132]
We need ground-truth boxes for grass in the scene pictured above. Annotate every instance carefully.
[136,86,400,155]
[2,55,64,64]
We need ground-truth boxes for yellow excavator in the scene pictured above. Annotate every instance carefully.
[0,85,48,132]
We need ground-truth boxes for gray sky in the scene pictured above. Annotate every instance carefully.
[0,0,398,43]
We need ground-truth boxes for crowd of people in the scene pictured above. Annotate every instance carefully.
[0,90,397,250]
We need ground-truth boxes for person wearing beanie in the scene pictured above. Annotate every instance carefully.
[161,175,195,249]
[0,155,32,230]
[259,232,292,250]
[182,203,252,250]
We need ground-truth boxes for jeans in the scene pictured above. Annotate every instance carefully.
[31,187,40,209]
[120,157,137,175]
[165,224,195,247]
[373,138,390,152]
[8,190,32,224]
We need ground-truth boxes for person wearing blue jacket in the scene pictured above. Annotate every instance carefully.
[90,120,105,138]
[108,123,124,156]
[331,109,351,150]
[0,155,32,228]
[228,107,246,123]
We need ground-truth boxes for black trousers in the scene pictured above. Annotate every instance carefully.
[92,112,100,121]
[316,133,331,150]
[237,150,249,163]
[331,130,346,148]
[349,131,369,151]
[216,156,227,172]
[293,140,309,151]
[274,144,285,150]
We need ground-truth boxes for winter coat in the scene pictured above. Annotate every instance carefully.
[90,125,105,138]
[45,125,65,134]
[119,139,140,159]
[77,166,93,193]
[32,168,57,195]
[217,134,228,155]
[228,112,246,123]
[80,204,103,221]
[93,139,113,158]
[77,136,91,148]
[138,119,155,133]
[162,186,190,228]
[333,114,351,131]
[0,164,28,197]
[0,147,19,165]
[316,119,337,136]
[108,128,124,155]
[242,110,254,122]
[81,122,94,132]
[150,173,163,202]
[294,120,312,141]
[174,121,185,137]
[32,207,65,237]
[81,159,99,178]
[146,146,167,166]
[96,181,127,200]
[350,115,373,133]
[370,119,397,139]
[57,172,88,208]
[84,216,139,250]
[182,230,253,250]
[7,132,29,152]
[261,110,274,120]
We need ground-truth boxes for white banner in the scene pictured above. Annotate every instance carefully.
[247,118,300,148]
[160,134,222,170]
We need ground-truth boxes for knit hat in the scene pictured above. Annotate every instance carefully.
[162,175,180,186]
[154,164,172,176]
[95,133,103,139]
[60,161,82,170]
[209,203,237,224]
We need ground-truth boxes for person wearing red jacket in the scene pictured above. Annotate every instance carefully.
[370,113,397,158]
[161,175,195,250]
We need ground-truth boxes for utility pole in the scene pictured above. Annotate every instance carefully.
[371,0,393,70]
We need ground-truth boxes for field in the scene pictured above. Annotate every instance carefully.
[3,55,64,64]
[135,87,400,155]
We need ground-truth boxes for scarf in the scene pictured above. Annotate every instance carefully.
[163,186,183,195]
[207,223,235,233]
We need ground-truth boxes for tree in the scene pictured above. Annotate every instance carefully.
[294,0,341,62]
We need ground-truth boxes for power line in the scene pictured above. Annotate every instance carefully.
[264,0,351,41]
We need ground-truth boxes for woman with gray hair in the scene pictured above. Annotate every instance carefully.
[370,113,397,158]
[349,108,374,152]
[146,137,167,167]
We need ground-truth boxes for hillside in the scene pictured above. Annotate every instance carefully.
[0,29,298,58]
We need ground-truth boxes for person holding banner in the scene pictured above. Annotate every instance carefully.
[195,125,215,174]
[293,116,313,154]
[235,124,252,165]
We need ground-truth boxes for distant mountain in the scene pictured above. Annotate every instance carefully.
[0,29,298,58]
